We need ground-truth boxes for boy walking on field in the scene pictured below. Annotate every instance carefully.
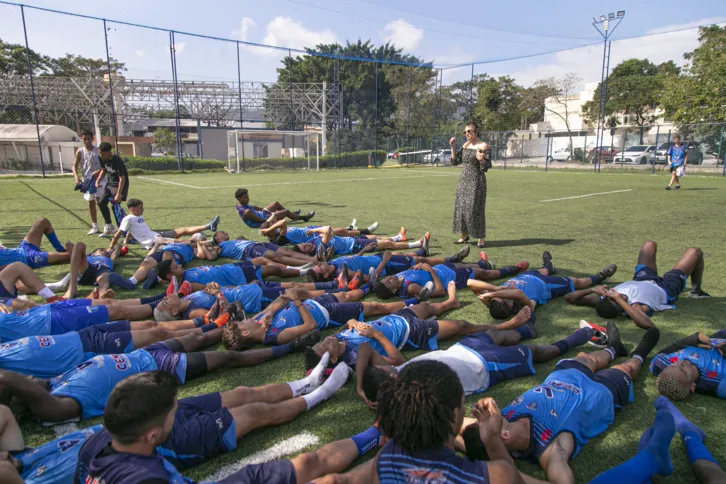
[666,135,687,190]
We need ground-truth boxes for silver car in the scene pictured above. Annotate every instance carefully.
[423,149,452,164]
[613,145,655,164]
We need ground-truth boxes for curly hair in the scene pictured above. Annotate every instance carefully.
[374,283,396,300]
[222,323,255,351]
[656,374,691,401]
[376,360,464,453]
[487,299,510,320]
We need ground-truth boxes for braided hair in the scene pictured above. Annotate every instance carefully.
[656,374,691,401]
[222,322,254,351]
[377,360,463,453]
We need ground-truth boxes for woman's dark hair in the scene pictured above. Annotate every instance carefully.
[466,120,479,135]
[377,360,464,453]
[375,283,396,300]
[462,423,489,460]
[104,371,178,445]
[595,298,620,319]
[362,365,395,403]
[487,299,511,319]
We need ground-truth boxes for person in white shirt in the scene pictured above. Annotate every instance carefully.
[107,198,219,252]
[72,129,106,235]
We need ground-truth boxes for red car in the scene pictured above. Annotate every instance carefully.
[587,146,621,164]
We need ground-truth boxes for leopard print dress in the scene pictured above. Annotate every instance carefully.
[452,147,487,239]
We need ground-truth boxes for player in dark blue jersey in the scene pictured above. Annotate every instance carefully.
[211,230,319,267]
[0,217,72,270]
[155,259,304,290]
[235,187,314,229]
[0,327,319,424]
[649,328,726,400]
[458,325,661,484]
[0,262,67,310]
[321,360,521,483]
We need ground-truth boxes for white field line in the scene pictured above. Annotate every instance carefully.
[202,432,319,482]
[540,189,633,203]
[138,173,458,189]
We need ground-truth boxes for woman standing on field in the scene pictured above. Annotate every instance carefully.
[450,120,491,248]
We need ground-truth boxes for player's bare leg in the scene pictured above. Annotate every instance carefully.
[64,242,90,299]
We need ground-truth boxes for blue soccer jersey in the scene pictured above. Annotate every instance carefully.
[650,339,726,398]
[399,264,457,297]
[184,264,253,286]
[183,284,264,319]
[0,306,52,342]
[313,236,357,255]
[502,368,615,460]
[87,255,114,271]
[49,351,160,419]
[337,314,410,365]
[219,240,255,260]
[504,274,551,305]
[262,299,331,345]
[17,424,102,484]
[162,244,195,265]
[0,247,29,266]
[0,334,85,378]
[668,144,687,167]
[330,255,379,274]
[285,227,315,244]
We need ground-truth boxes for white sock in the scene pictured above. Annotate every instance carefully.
[38,287,56,300]
[288,353,329,397]
[407,240,422,248]
[298,267,310,276]
[391,235,403,242]
[91,223,98,228]
[129,277,138,286]
[303,362,350,410]
[46,273,72,292]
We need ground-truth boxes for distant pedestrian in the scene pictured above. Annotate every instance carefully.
[73,129,105,234]
[96,142,130,237]
[666,134,687,190]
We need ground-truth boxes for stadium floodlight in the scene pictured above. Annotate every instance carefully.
[600,15,606,21]
[617,11,625,17]
[608,12,615,19]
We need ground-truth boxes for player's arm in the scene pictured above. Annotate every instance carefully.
[115,170,127,202]
[356,323,405,366]
[243,209,266,224]
[467,279,500,293]
[355,342,397,408]
[683,146,688,166]
[356,244,376,255]
[603,288,654,329]
[312,456,378,484]
[72,149,81,184]
[666,147,672,166]
[538,433,576,484]
[108,228,125,251]
[374,250,393,276]
[277,297,318,344]
[563,287,600,307]
[423,265,445,297]
[658,333,710,354]
[195,241,217,261]
[96,166,107,187]
[488,289,534,310]
[261,218,287,236]
[0,461,24,484]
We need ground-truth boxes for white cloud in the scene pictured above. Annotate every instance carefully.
[261,16,336,50]
[382,18,424,52]
[232,17,257,42]
[135,50,145,57]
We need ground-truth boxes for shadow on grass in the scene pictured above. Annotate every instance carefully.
[481,238,576,248]
[19,181,91,228]
[684,188,718,191]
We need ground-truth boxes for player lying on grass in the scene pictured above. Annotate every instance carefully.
[235,187,315,229]
[0,217,72,270]
[287,226,429,260]
[73,369,388,484]
[260,218,380,245]
[107,198,219,251]
[305,282,534,369]
[155,258,306,289]
[0,262,66,309]
[374,253,530,300]
[356,324,600,410]
[0,327,319,423]
[456,326,661,484]
[565,240,711,329]
[222,287,414,349]
[650,328,726,400]
[119,238,210,290]
[315,360,524,484]
[0,318,220,378]
[211,230,321,266]
[588,396,726,484]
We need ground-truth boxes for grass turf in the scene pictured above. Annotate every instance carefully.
[1,166,725,483]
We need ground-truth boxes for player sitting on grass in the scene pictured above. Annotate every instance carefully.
[0,328,319,424]
[107,198,219,251]
[155,258,305,289]
[650,328,726,400]
[356,324,600,410]
[318,360,523,483]
[260,218,380,245]
[0,262,66,309]
[457,326,661,484]
[235,187,314,228]
[0,217,72,270]
[565,240,711,329]
[223,287,412,349]
[305,282,533,369]
[211,230,321,266]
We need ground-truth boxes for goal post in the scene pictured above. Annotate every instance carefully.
[226,129,320,173]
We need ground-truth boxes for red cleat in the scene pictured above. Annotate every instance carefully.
[398,226,407,242]
[515,261,530,272]
[178,281,192,298]
[46,295,66,303]
[166,276,180,297]
[479,251,489,263]
[347,270,363,290]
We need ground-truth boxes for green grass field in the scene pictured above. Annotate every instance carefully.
[1,166,725,482]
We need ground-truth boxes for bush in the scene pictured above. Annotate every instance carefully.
[573,147,586,162]
[124,156,225,172]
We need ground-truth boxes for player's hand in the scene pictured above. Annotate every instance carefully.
[73,175,80,185]
[472,398,503,444]
[0,304,11,314]
[355,322,379,339]
[449,136,456,148]
[697,333,712,349]
[357,386,378,410]
[477,292,495,304]
[283,289,299,301]
[204,282,221,294]
[113,194,122,203]
[602,287,622,301]
[592,285,610,297]
[413,263,432,272]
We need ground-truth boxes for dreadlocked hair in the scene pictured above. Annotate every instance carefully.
[376,360,463,453]
[656,374,691,401]
[222,323,254,351]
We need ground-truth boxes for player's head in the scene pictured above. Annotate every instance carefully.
[656,359,698,400]
[80,129,94,144]
[213,231,230,244]
[293,242,316,255]
[308,262,336,282]
[673,135,681,145]
[487,297,513,319]
[595,298,620,319]
[156,259,184,282]
[222,320,259,350]
[376,275,402,299]
[99,142,114,160]
[127,198,144,216]
[153,293,183,321]
[377,360,465,453]
[105,371,179,447]
[362,365,398,404]
[306,335,345,369]
[235,188,249,205]
[465,120,479,140]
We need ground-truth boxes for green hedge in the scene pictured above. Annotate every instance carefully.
[124,156,226,171]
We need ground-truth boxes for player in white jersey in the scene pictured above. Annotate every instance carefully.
[73,129,106,234]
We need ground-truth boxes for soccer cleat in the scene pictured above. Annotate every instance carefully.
[689,288,712,299]
[665,186,672,190]
[478,251,494,269]
[349,219,358,230]
[177,281,192,298]
[599,264,618,280]
[368,268,378,292]
[606,321,629,357]
[542,251,556,274]
[143,269,160,290]
[316,244,326,262]
[418,281,434,301]
[580,320,608,348]
[46,295,66,304]
[421,233,430,256]
[87,225,100,235]
[453,245,470,263]
[208,215,220,232]
[368,222,379,233]
[289,329,322,352]
[347,270,364,290]
[514,261,529,273]
[336,263,349,289]
[398,226,407,242]
[86,289,99,299]
[166,276,181,297]
[324,245,336,262]
[675,185,681,190]
[99,225,115,237]
[293,209,301,216]
[302,210,316,222]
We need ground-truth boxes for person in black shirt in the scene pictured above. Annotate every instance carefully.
[97,142,130,237]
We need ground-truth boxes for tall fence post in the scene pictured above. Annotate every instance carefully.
[103,19,120,153]
[236,42,245,171]
[406,65,412,167]
[196,118,203,159]
[545,131,550,171]
[20,5,45,176]
[719,124,725,177]
[430,68,437,166]
[288,49,295,170]
[374,62,378,159]
[652,125,660,174]
[168,31,183,173]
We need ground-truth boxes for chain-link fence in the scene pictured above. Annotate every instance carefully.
[1,2,724,176]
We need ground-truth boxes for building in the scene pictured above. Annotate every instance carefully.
[0,124,79,173]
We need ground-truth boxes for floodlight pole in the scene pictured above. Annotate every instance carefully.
[592,12,624,172]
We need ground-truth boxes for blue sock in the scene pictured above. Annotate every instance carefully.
[444,256,456,264]
[315,280,338,290]
[351,426,382,456]
[140,293,165,309]
[498,266,517,277]
[108,273,136,290]
[45,231,65,252]
[404,297,419,307]
[192,317,206,328]
[272,344,292,359]
[589,449,661,484]
[360,284,370,296]
[542,262,554,273]
[683,432,718,466]
[553,328,594,354]
[201,324,217,333]
[589,273,605,285]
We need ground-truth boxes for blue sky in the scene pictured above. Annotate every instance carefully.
[1,0,724,87]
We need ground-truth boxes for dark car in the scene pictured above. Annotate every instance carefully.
[587,146,621,164]
[655,141,703,165]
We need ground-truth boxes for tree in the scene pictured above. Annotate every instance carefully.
[526,74,581,157]
[46,54,125,78]
[0,38,52,76]
[153,128,176,154]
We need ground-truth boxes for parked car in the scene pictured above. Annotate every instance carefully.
[613,145,655,164]
[655,141,703,165]
[586,146,621,164]
[423,149,452,164]
[548,148,573,162]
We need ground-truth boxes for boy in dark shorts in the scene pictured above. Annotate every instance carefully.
[212,231,319,267]
[566,241,710,329]
[0,327,319,423]
[235,187,315,229]
[0,217,72,270]
[155,259,303,289]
